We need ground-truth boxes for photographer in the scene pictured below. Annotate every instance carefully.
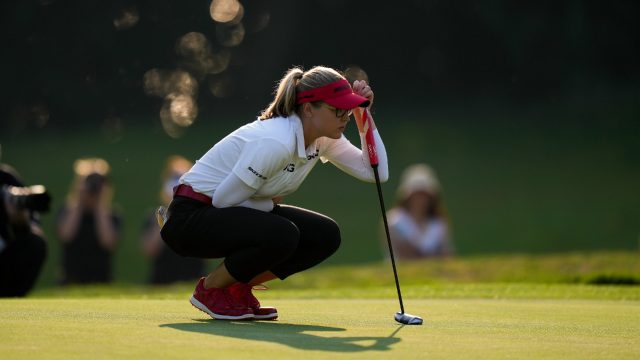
[56,158,121,284]
[0,163,50,297]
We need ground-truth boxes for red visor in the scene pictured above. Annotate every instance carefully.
[296,79,370,109]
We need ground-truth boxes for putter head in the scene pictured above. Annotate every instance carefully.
[395,312,423,325]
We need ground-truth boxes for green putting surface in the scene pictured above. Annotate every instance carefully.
[2,288,639,359]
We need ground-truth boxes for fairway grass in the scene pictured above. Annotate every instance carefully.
[2,287,640,359]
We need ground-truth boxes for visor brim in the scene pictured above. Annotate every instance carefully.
[324,93,370,109]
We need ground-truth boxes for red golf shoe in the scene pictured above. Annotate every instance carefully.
[189,278,254,320]
[229,283,278,320]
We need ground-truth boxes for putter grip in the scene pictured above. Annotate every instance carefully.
[363,108,379,167]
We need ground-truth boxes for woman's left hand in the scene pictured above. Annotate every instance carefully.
[352,80,374,108]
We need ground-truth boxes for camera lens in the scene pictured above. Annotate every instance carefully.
[85,173,106,194]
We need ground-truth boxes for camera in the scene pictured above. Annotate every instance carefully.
[84,173,106,195]
[0,184,50,245]
[1,184,51,213]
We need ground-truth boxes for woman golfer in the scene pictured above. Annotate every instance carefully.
[160,65,388,320]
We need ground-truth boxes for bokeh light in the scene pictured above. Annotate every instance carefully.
[176,32,231,76]
[143,69,164,96]
[208,76,234,98]
[176,32,208,58]
[205,48,231,75]
[209,0,242,23]
[157,93,198,139]
[143,69,198,98]
[216,22,245,47]
[168,94,198,127]
[160,101,186,139]
[170,71,199,96]
[113,7,139,30]
[144,68,199,137]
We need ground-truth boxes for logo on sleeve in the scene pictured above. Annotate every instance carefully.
[247,166,267,180]
[283,163,295,172]
[307,149,320,160]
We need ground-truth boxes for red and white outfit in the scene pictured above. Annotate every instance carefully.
[179,113,388,211]
[160,77,387,320]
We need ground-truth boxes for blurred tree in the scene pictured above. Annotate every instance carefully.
[0,0,638,133]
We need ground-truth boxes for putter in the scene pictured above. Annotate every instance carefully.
[362,108,423,326]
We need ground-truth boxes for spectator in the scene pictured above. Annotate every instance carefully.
[0,163,50,297]
[141,155,204,284]
[56,158,121,284]
[383,163,454,259]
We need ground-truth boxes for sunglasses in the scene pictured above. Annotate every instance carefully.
[321,103,353,118]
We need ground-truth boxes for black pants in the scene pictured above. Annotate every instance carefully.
[0,232,47,297]
[160,197,341,283]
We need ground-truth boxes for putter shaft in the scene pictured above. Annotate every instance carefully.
[373,165,405,314]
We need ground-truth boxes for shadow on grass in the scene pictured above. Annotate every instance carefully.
[160,319,402,352]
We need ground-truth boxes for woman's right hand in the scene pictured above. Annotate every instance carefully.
[351,80,376,134]
[352,80,374,108]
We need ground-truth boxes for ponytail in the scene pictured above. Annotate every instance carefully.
[259,67,304,120]
[259,66,345,120]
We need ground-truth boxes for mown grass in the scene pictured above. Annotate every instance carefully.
[30,251,640,300]
[2,293,639,359]
[278,250,640,288]
[3,252,639,359]
[30,283,640,302]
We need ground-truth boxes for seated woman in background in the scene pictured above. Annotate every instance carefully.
[383,163,454,260]
[140,155,205,284]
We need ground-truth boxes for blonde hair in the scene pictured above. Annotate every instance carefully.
[67,157,111,203]
[259,66,345,120]
[73,157,110,177]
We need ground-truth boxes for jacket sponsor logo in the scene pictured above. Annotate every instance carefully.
[307,149,320,160]
[247,166,267,179]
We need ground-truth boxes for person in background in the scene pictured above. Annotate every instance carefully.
[141,155,204,284]
[56,158,121,284]
[383,163,454,260]
[0,162,50,297]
